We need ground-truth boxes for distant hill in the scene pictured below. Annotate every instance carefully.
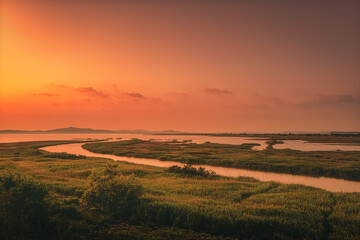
[0,130,30,134]
[0,127,116,134]
[0,127,183,134]
[46,127,116,134]
[116,129,182,134]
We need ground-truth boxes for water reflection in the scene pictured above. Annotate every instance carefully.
[274,140,360,151]
[3,133,359,151]
[0,134,267,149]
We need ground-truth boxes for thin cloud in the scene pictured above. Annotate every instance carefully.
[76,87,109,98]
[204,88,232,95]
[55,85,109,98]
[314,94,354,103]
[301,94,355,107]
[122,92,164,103]
[126,92,146,98]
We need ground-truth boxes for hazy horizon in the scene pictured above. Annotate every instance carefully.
[1,126,359,134]
[1,0,359,132]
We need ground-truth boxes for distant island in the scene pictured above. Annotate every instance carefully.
[0,127,183,134]
[1,127,359,136]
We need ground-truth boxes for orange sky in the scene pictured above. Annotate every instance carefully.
[1,0,359,132]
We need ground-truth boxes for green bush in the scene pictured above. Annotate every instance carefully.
[44,152,86,160]
[82,165,143,219]
[0,172,52,239]
[167,165,216,178]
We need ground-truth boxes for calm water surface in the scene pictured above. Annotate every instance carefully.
[1,133,360,151]
[0,134,267,149]
[274,140,360,151]
[41,142,360,193]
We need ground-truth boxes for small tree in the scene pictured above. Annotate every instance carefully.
[82,165,143,219]
[0,172,51,239]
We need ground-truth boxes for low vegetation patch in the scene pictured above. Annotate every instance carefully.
[266,139,284,149]
[167,164,216,178]
[44,152,87,160]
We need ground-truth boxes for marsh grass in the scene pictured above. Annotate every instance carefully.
[83,140,360,180]
[0,141,359,239]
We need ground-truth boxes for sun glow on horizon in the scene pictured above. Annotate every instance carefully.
[1,0,359,132]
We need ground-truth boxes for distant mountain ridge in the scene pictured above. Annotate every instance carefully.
[46,127,116,134]
[0,127,182,134]
[116,129,181,134]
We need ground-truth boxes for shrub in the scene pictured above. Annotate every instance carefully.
[82,165,143,219]
[266,139,284,149]
[0,172,52,239]
[44,152,86,160]
[167,165,216,178]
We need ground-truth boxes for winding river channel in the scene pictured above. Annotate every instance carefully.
[41,142,360,193]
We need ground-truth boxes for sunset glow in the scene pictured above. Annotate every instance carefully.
[1,0,359,132]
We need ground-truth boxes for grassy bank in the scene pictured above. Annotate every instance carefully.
[83,140,360,181]
[0,141,359,239]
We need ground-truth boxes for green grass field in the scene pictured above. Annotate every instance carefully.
[0,141,359,239]
[83,139,360,181]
